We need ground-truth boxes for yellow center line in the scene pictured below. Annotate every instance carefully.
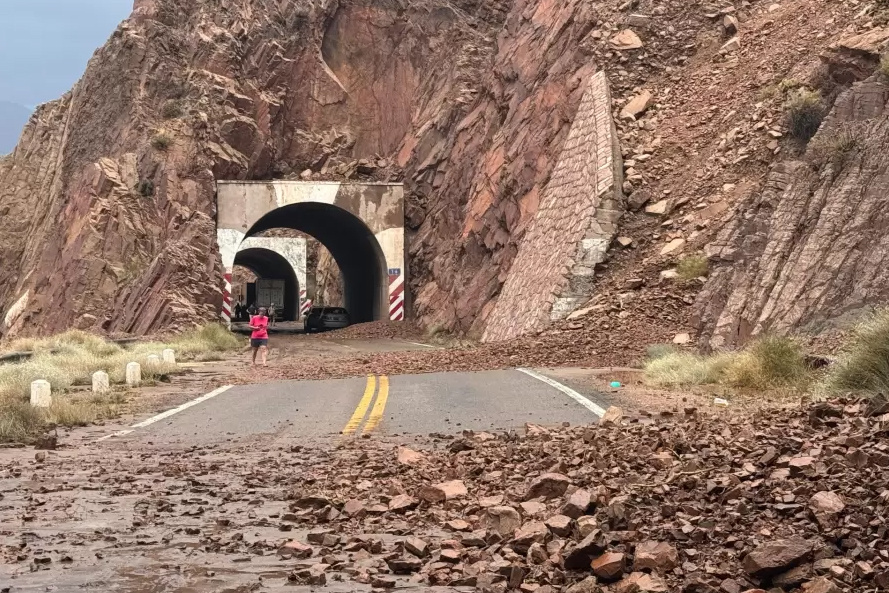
[364,375,389,433]
[342,376,377,435]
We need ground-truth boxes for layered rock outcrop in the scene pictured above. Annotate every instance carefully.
[695,52,889,349]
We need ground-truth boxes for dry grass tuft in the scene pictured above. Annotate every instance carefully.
[676,255,709,281]
[785,89,825,142]
[645,336,810,391]
[826,309,889,395]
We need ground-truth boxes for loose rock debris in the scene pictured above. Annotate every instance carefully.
[2,399,889,591]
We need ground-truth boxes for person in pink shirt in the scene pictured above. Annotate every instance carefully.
[248,307,270,366]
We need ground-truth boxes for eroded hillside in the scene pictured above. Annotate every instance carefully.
[0,0,884,352]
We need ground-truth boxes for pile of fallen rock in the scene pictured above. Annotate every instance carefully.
[275,397,889,592]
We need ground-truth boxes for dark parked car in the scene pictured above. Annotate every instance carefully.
[305,306,351,332]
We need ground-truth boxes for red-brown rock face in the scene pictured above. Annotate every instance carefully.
[0,0,606,337]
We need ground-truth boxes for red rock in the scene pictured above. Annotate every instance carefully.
[279,540,313,559]
[592,552,626,580]
[616,572,668,592]
[419,480,467,503]
[439,548,461,563]
[445,519,471,531]
[343,499,366,516]
[601,406,624,426]
[526,473,571,500]
[405,537,429,558]
[742,539,813,579]
[633,541,679,572]
[487,505,522,536]
[562,488,592,518]
[802,577,841,593]
[808,491,844,529]
[388,494,418,512]
[544,514,573,537]
[397,446,427,465]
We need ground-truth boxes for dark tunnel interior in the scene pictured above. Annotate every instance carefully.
[233,248,300,321]
[245,203,387,323]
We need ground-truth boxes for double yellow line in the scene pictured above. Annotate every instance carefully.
[342,375,390,435]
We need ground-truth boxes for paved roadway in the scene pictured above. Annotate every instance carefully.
[105,369,607,448]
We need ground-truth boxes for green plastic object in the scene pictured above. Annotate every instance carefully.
[610,381,621,388]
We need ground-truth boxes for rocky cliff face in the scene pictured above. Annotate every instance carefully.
[694,34,889,349]
[0,0,880,346]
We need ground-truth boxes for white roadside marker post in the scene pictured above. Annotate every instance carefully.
[126,362,141,386]
[92,371,110,394]
[30,380,52,408]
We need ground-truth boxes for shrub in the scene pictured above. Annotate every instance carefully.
[676,254,709,281]
[827,309,889,395]
[0,399,45,443]
[644,352,733,387]
[151,133,172,151]
[161,100,184,119]
[808,126,861,172]
[645,344,677,361]
[785,89,825,142]
[138,180,155,197]
[724,336,809,389]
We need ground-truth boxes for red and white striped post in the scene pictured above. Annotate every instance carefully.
[221,270,233,327]
[300,288,312,316]
[388,268,405,321]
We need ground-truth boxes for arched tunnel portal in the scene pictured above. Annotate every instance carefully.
[233,248,300,322]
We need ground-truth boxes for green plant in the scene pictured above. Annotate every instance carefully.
[151,133,172,151]
[138,180,155,197]
[724,336,809,390]
[808,124,862,173]
[827,309,889,395]
[785,89,825,142]
[645,344,677,361]
[161,100,184,119]
[676,254,709,281]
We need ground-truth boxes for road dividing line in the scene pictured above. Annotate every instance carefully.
[407,342,440,349]
[131,385,234,428]
[364,375,390,432]
[342,376,377,435]
[97,429,133,442]
[516,368,606,418]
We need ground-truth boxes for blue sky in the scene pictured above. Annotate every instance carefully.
[0,0,133,107]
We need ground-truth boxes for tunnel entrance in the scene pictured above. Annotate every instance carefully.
[232,248,300,321]
[244,203,387,324]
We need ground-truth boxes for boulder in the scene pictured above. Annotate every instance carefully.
[562,488,592,518]
[487,505,522,536]
[592,552,626,580]
[611,29,644,50]
[419,480,467,503]
[742,539,814,579]
[633,541,679,572]
[808,491,844,529]
[621,90,653,120]
[526,473,571,500]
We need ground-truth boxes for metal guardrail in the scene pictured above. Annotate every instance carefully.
[0,337,142,365]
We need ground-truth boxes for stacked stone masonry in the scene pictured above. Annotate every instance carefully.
[482,71,623,343]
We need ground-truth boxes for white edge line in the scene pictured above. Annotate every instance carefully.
[407,341,439,349]
[131,385,233,428]
[516,368,606,418]
[98,385,233,441]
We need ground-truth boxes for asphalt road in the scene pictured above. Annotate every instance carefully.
[107,369,606,448]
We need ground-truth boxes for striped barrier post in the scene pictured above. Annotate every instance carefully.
[388,269,405,321]
[221,270,233,327]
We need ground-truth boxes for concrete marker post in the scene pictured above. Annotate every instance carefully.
[30,380,52,408]
[92,371,110,394]
[162,349,176,365]
[126,362,142,386]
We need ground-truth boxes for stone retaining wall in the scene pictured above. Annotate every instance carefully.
[482,71,623,342]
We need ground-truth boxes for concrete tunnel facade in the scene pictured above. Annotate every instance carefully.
[232,237,308,321]
[215,181,405,325]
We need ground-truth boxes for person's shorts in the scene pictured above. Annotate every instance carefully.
[251,338,269,348]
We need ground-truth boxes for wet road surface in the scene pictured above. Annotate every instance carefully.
[102,370,606,449]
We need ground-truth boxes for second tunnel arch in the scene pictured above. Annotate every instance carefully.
[216,181,405,325]
[233,247,301,321]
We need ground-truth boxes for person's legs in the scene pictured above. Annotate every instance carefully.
[260,345,268,366]
[251,345,258,365]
